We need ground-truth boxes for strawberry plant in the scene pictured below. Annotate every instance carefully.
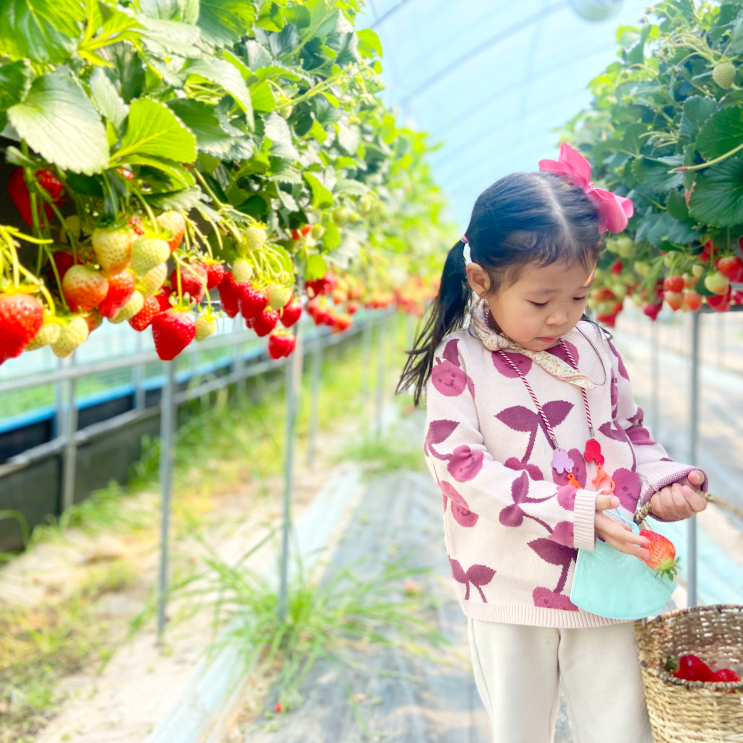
[0,0,448,364]
[565,2,743,322]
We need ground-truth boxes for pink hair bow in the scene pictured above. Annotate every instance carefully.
[538,143,633,234]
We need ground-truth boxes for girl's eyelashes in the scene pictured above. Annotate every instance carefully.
[530,301,548,307]
[530,297,587,307]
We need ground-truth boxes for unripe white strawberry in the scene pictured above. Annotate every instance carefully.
[195,315,216,341]
[130,236,170,277]
[156,211,186,252]
[26,320,61,351]
[52,317,89,358]
[713,61,735,89]
[268,284,293,310]
[92,227,135,277]
[139,263,168,298]
[239,226,267,255]
[232,259,253,283]
[109,291,144,324]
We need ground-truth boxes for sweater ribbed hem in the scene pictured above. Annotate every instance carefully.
[461,601,629,628]
[573,488,597,551]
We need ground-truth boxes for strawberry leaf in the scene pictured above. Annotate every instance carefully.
[304,172,334,209]
[7,70,109,175]
[696,107,743,161]
[197,0,257,46]
[688,155,743,227]
[114,99,197,164]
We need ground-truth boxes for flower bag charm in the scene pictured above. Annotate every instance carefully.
[570,510,676,620]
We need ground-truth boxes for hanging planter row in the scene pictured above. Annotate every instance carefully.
[565,2,743,326]
[0,0,446,364]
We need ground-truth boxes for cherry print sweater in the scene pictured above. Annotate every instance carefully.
[424,321,707,628]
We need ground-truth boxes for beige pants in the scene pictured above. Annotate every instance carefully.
[467,619,653,743]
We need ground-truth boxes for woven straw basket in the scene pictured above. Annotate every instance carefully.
[635,605,743,742]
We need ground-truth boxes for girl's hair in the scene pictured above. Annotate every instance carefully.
[399,171,608,405]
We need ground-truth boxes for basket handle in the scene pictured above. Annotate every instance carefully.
[634,490,743,524]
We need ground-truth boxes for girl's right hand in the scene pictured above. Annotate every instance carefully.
[594,493,651,561]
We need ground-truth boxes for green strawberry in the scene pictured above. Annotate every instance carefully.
[268,284,293,310]
[713,61,736,89]
[239,225,267,255]
[92,227,135,277]
[51,317,89,358]
[195,315,216,341]
[232,259,253,284]
[138,263,168,298]
[26,319,62,351]
[109,291,144,324]
[130,236,170,277]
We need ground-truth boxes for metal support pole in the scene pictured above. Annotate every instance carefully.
[375,312,386,438]
[233,317,245,396]
[54,357,65,438]
[278,330,303,622]
[650,321,659,435]
[134,332,145,410]
[61,373,78,512]
[307,334,323,468]
[157,361,176,643]
[688,310,701,608]
[361,314,373,419]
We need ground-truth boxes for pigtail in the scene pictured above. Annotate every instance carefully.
[398,239,471,405]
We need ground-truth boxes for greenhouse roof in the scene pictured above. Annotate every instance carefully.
[359,0,649,228]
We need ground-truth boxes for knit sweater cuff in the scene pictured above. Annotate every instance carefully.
[573,488,597,551]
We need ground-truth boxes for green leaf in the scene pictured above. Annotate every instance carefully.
[334,178,368,196]
[246,40,273,70]
[729,11,743,54]
[276,188,298,211]
[139,0,198,22]
[678,96,718,143]
[321,216,340,249]
[167,98,234,157]
[631,156,684,192]
[269,24,300,58]
[357,28,382,58]
[666,189,692,223]
[198,0,257,46]
[305,253,327,280]
[145,185,203,210]
[125,155,195,187]
[250,81,276,113]
[0,61,31,111]
[184,58,254,125]
[688,155,743,227]
[264,112,299,159]
[7,70,109,175]
[100,44,145,103]
[89,67,129,129]
[335,121,359,155]
[114,98,197,163]
[304,172,334,209]
[0,0,85,64]
[136,16,201,56]
[696,107,743,161]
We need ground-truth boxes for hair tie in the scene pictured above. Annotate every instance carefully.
[538,143,633,234]
[462,239,472,265]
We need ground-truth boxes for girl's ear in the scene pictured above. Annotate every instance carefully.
[465,263,491,298]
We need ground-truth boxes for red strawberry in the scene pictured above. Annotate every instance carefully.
[673,654,714,682]
[129,215,145,235]
[63,266,109,313]
[98,271,135,319]
[279,299,302,328]
[0,294,44,360]
[596,312,618,328]
[717,255,743,282]
[251,308,279,337]
[701,240,718,262]
[274,702,282,714]
[704,271,730,296]
[7,167,65,226]
[156,211,186,252]
[290,228,302,240]
[117,168,134,180]
[268,331,297,359]
[663,275,684,293]
[707,287,732,312]
[610,260,623,275]
[170,264,207,302]
[734,290,743,305]
[639,530,677,579]
[155,287,173,312]
[239,283,269,321]
[202,262,225,290]
[347,300,359,315]
[217,273,240,318]
[684,290,703,311]
[85,310,103,334]
[152,310,195,360]
[711,668,741,683]
[332,313,353,333]
[129,296,161,331]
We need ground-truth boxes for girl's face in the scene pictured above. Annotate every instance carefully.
[466,259,596,352]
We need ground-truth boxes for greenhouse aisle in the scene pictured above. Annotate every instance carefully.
[228,447,576,742]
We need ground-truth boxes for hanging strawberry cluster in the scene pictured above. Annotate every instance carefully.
[566,3,743,326]
[0,0,449,366]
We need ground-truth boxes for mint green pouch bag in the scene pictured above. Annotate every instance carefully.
[569,509,676,620]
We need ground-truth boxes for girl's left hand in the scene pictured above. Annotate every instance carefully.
[649,470,707,521]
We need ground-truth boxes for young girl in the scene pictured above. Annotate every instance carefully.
[399,144,708,743]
